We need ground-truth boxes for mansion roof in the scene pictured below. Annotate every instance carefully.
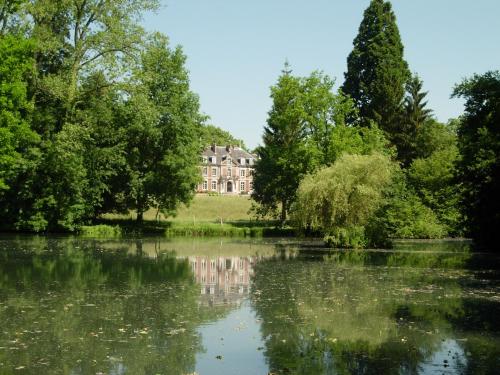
[201,145,256,167]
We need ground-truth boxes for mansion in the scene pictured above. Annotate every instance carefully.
[197,145,256,194]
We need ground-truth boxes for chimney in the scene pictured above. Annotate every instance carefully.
[226,145,232,152]
[211,144,216,152]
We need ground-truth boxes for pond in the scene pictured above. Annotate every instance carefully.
[0,236,499,374]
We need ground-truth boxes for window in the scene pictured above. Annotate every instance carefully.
[202,181,208,191]
[240,181,245,191]
[202,156,208,163]
[227,168,231,177]
[240,169,245,177]
[209,156,216,164]
[212,168,217,177]
[249,169,254,176]
[202,167,207,176]
[210,274,216,283]
[211,181,217,191]
[249,181,253,190]
[246,158,250,165]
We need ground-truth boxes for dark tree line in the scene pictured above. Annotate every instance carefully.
[453,72,500,249]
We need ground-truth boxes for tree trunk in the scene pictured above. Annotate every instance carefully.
[136,210,144,224]
[280,200,287,225]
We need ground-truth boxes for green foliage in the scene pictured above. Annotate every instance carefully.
[253,65,377,222]
[252,65,318,222]
[452,71,500,249]
[198,124,246,150]
[28,0,160,119]
[165,222,247,237]
[370,173,447,239]
[0,2,203,232]
[120,33,202,222]
[293,153,395,248]
[327,121,394,163]
[324,226,368,249]
[80,224,122,238]
[0,35,38,193]
[342,0,410,135]
[164,222,292,238]
[395,74,434,166]
[408,146,462,235]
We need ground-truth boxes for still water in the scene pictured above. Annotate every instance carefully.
[0,236,499,375]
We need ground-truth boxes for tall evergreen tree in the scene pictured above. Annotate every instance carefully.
[396,74,433,166]
[342,0,410,137]
[252,63,314,222]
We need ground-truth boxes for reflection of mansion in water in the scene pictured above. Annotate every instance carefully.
[189,256,255,305]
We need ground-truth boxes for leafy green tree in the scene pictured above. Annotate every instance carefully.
[408,124,462,235]
[1,0,199,231]
[27,0,159,125]
[0,0,25,34]
[252,65,319,222]
[342,0,410,138]
[253,65,392,223]
[74,72,128,218]
[414,119,457,159]
[326,122,393,165]
[452,71,500,249]
[198,123,246,150]
[369,171,447,241]
[293,153,395,248]
[300,72,351,165]
[0,35,40,222]
[120,34,203,223]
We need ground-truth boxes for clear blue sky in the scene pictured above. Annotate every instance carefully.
[143,0,500,149]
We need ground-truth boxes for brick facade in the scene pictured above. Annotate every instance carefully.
[197,145,256,194]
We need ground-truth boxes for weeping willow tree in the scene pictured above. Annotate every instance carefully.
[293,153,395,248]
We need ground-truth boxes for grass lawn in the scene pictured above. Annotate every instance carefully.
[174,194,253,223]
[102,194,254,223]
[94,194,294,237]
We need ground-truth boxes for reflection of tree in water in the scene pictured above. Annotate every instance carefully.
[251,247,500,374]
[0,237,230,375]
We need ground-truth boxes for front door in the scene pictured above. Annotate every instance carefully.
[227,181,233,193]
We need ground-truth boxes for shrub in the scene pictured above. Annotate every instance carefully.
[371,175,447,239]
[80,224,122,237]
